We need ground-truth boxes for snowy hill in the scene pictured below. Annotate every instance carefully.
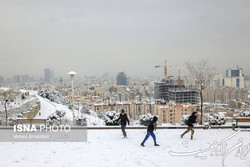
[32,91,104,126]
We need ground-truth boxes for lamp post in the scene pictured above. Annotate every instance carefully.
[68,71,77,125]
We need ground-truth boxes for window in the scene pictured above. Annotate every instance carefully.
[163,110,167,123]
[236,78,240,88]
[231,70,240,77]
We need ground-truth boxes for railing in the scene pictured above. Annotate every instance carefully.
[0,125,233,130]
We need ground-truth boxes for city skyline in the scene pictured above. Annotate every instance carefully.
[0,65,249,80]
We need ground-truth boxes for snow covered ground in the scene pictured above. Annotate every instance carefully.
[0,129,249,167]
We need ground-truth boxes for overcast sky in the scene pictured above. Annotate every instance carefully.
[0,0,249,78]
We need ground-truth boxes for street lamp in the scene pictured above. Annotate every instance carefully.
[68,71,77,125]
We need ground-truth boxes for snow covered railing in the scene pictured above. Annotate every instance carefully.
[85,125,233,130]
[0,125,234,129]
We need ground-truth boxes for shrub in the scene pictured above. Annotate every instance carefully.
[204,112,226,126]
[238,110,250,117]
[38,89,71,106]
[7,113,25,126]
[81,105,91,115]
[47,110,66,125]
[104,111,120,126]
[139,114,156,126]
[75,117,87,126]
[180,115,189,125]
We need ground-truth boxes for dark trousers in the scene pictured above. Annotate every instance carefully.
[121,124,127,137]
[142,130,157,145]
[182,126,194,137]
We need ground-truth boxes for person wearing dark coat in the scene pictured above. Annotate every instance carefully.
[141,116,159,147]
[116,109,130,138]
[181,112,198,140]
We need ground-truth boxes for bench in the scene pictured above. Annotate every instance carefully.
[232,117,250,130]
[17,119,47,127]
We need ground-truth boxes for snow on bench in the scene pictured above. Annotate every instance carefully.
[232,117,250,130]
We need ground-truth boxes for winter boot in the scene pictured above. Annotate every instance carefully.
[181,134,184,138]
[154,144,160,146]
[191,136,193,140]
[141,143,145,147]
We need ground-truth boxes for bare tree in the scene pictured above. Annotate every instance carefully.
[0,88,14,126]
[186,60,216,125]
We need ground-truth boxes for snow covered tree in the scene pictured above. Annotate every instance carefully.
[104,111,120,126]
[74,106,90,126]
[38,89,71,106]
[47,110,66,125]
[139,114,157,126]
[0,117,2,126]
[81,105,91,115]
[7,113,24,126]
[75,117,87,126]
[204,112,226,126]
[76,106,105,126]
[186,60,215,124]
[180,115,189,125]
[0,88,15,126]
[238,110,250,117]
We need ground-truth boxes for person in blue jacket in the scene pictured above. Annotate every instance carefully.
[116,109,130,138]
[141,116,159,147]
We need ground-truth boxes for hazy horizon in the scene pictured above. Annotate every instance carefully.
[0,0,250,78]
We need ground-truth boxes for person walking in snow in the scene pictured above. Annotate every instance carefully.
[116,109,130,138]
[181,112,198,140]
[141,116,159,147]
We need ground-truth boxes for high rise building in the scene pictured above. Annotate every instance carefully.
[117,72,128,86]
[44,68,54,83]
[13,75,21,84]
[0,76,4,84]
[222,67,245,89]
[21,74,30,83]
[209,73,223,88]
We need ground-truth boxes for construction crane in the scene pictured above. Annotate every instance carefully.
[178,69,181,88]
[169,69,187,88]
[155,60,183,82]
[155,60,168,82]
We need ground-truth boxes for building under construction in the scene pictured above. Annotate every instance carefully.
[154,78,199,104]
[154,60,199,104]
